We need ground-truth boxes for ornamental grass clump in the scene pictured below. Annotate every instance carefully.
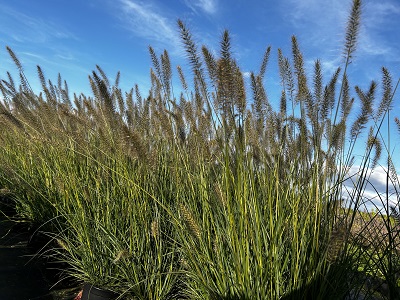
[50,150,181,298]
[162,1,398,298]
[163,20,347,300]
[0,51,183,298]
[0,0,400,299]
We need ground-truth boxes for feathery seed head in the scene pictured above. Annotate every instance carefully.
[179,203,201,240]
[113,250,130,263]
[343,0,362,63]
[151,219,159,239]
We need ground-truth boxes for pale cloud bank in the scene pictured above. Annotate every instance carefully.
[342,165,399,213]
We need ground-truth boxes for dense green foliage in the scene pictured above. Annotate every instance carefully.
[1,0,400,298]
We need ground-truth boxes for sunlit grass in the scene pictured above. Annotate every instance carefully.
[0,0,399,299]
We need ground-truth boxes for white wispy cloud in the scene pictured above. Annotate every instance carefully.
[20,51,49,62]
[0,4,77,44]
[282,0,348,34]
[364,1,400,26]
[357,0,400,59]
[117,0,179,47]
[358,33,391,56]
[279,0,349,73]
[304,56,342,80]
[55,52,76,61]
[281,0,400,62]
[242,71,251,79]
[184,0,218,15]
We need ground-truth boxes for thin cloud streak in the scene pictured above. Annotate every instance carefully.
[200,0,217,14]
[281,0,400,64]
[279,0,349,70]
[357,1,400,60]
[282,0,348,33]
[358,33,391,56]
[0,4,77,44]
[364,1,400,26]
[184,0,218,15]
[118,0,180,47]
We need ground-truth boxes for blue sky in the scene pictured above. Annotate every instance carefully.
[1,0,400,211]
[1,0,399,96]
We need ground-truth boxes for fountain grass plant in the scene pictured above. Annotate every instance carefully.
[0,114,62,229]
[0,0,399,298]
[0,51,183,298]
[161,2,368,297]
[48,147,181,298]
